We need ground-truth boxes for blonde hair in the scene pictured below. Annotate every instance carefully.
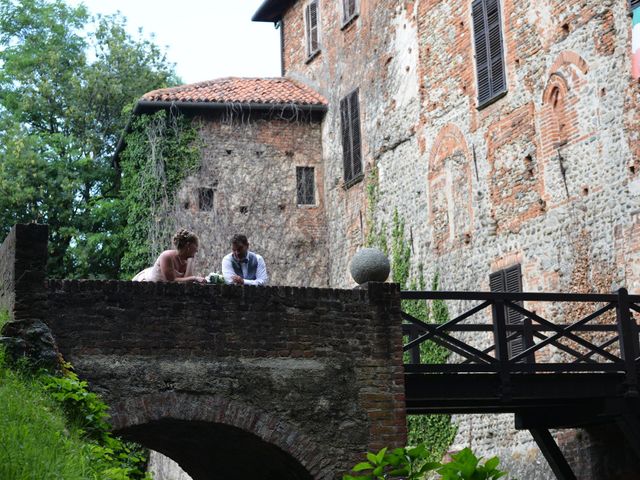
[172,228,198,250]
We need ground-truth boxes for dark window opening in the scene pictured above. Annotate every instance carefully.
[342,0,358,26]
[472,0,507,108]
[305,1,320,58]
[239,206,248,214]
[296,167,315,205]
[340,89,363,187]
[489,264,534,362]
[198,188,214,211]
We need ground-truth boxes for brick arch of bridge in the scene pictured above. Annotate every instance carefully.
[110,392,324,480]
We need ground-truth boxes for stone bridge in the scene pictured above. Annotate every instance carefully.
[0,225,407,480]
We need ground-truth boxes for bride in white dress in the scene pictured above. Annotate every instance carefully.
[132,229,207,283]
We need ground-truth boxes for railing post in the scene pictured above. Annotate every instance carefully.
[616,288,639,397]
[492,299,511,399]
[409,325,421,364]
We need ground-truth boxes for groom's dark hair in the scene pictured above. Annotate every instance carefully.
[231,234,248,246]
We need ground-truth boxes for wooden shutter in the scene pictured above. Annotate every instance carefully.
[472,0,506,107]
[472,0,491,105]
[306,1,319,56]
[349,90,362,178]
[340,96,353,182]
[341,90,362,184]
[490,265,529,361]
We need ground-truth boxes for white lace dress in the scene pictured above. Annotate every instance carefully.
[132,252,192,282]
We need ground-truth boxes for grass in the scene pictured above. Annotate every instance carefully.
[0,348,98,480]
[0,318,150,480]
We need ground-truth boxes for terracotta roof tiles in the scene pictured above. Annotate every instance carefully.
[141,77,327,107]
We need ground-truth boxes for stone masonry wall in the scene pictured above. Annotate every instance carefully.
[281,0,640,477]
[45,280,406,479]
[172,115,329,288]
[282,1,421,286]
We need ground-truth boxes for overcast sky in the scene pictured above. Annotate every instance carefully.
[67,0,281,84]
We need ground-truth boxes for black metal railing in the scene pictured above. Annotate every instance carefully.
[402,288,640,394]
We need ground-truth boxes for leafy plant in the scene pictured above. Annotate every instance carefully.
[344,444,439,480]
[0,347,152,479]
[437,448,506,480]
[42,369,111,439]
[344,446,507,480]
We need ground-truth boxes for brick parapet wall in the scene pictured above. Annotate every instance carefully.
[43,279,406,478]
[0,224,57,367]
[0,224,48,320]
[0,226,17,317]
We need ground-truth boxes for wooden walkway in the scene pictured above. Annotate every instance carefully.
[402,289,640,480]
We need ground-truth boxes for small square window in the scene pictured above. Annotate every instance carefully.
[198,187,214,211]
[296,167,315,205]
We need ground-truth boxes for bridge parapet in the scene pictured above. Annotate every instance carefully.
[0,224,56,366]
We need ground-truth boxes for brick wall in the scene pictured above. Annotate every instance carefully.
[0,224,48,321]
[168,114,329,288]
[43,279,406,479]
[0,226,17,317]
[0,224,58,367]
[282,1,421,286]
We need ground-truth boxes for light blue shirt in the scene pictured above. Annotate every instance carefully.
[221,252,269,286]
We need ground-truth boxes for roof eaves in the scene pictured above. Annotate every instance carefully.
[111,98,327,166]
[135,100,328,113]
[252,0,296,22]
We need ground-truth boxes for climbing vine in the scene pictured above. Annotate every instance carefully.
[119,110,202,279]
[365,166,388,254]
[371,202,458,463]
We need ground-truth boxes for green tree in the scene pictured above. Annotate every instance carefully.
[0,0,178,278]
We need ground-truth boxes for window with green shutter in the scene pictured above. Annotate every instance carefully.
[632,0,640,11]
[472,0,507,108]
[340,89,363,187]
[305,1,320,59]
[490,264,534,362]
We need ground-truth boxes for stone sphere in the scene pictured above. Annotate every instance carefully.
[349,248,391,284]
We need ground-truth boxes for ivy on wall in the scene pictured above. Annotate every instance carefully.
[118,110,201,279]
[365,167,457,462]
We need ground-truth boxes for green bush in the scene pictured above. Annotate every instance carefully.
[0,348,151,479]
[343,445,508,480]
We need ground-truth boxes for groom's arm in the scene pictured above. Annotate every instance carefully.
[221,255,236,284]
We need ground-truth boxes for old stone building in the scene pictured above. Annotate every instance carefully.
[132,77,329,287]
[128,0,640,477]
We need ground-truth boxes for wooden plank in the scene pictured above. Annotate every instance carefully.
[529,428,577,480]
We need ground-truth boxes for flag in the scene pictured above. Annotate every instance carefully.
[633,7,640,79]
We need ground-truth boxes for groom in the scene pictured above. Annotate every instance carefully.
[221,234,269,286]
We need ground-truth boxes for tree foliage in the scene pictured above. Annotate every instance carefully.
[0,0,178,278]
